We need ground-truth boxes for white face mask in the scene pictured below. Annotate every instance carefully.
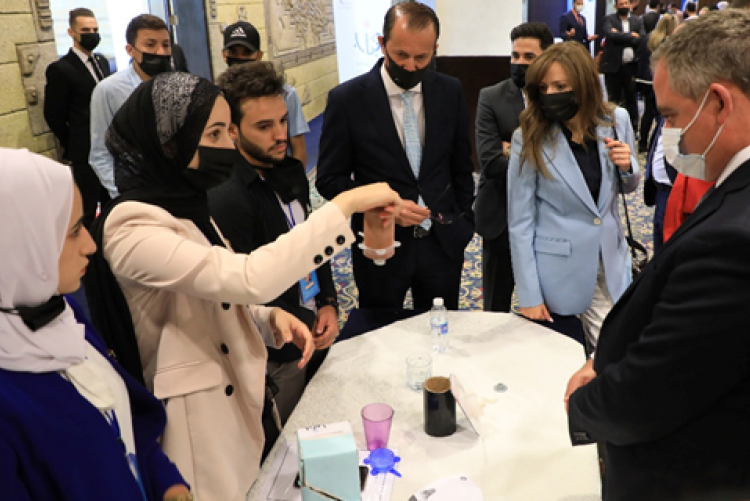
[662,89,725,181]
[575,4,584,12]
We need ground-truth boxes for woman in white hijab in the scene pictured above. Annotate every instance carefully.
[0,147,191,501]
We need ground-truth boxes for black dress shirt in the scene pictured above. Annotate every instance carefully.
[562,125,602,204]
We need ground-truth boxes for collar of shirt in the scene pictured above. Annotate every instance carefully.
[71,46,92,64]
[715,144,750,187]
[380,60,423,97]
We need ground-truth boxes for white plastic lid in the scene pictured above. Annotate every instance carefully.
[433,297,444,306]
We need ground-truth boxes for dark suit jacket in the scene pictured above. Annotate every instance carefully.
[559,10,591,48]
[43,49,111,164]
[474,78,523,240]
[568,160,750,501]
[600,14,645,74]
[642,11,660,33]
[208,156,336,363]
[315,59,475,263]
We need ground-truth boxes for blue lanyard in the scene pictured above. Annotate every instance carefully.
[282,203,297,229]
[107,411,148,501]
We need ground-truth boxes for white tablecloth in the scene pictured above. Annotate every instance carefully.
[249,311,602,500]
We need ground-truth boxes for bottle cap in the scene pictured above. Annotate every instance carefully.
[433,297,444,307]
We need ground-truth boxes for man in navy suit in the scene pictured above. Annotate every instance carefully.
[44,8,111,228]
[567,10,750,500]
[316,2,474,311]
[560,0,598,49]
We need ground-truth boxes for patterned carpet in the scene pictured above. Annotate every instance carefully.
[309,152,654,326]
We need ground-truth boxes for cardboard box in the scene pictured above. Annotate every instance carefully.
[297,421,361,501]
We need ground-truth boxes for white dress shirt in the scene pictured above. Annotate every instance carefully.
[380,62,425,149]
[715,144,750,187]
[71,46,102,82]
[621,18,635,64]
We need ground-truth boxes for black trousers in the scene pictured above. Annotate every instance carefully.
[605,62,639,135]
[71,161,110,229]
[481,228,514,312]
[352,230,464,311]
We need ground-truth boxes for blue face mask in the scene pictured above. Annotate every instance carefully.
[662,89,725,181]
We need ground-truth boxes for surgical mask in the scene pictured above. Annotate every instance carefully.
[136,50,173,77]
[384,51,431,90]
[77,32,101,51]
[575,4,584,12]
[182,146,238,191]
[617,7,630,16]
[662,90,725,181]
[539,91,579,122]
[510,63,529,89]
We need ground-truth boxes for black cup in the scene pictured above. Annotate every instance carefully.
[423,376,456,437]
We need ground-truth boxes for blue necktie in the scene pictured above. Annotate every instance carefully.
[401,91,431,230]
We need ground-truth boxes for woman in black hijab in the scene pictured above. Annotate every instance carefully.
[86,72,401,500]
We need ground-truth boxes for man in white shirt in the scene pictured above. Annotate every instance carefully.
[89,14,172,199]
[44,8,111,228]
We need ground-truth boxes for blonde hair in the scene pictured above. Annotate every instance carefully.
[648,14,677,52]
[519,41,614,178]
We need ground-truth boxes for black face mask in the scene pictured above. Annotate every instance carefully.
[539,91,579,122]
[182,146,238,191]
[617,7,630,16]
[137,51,173,77]
[78,32,101,51]
[384,51,431,90]
[255,161,309,204]
[510,63,529,89]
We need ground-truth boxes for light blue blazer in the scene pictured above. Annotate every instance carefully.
[507,107,640,315]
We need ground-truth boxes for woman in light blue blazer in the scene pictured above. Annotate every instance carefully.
[508,42,640,351]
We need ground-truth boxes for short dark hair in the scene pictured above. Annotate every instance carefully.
[382,2,440,44]
[125,14,168,46]
[685,1,697,12]
[649,0,660,8]
[510,22,554,50]
[216,61,286,124]
[69,8,95,28]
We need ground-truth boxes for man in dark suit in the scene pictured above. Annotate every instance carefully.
[560,0,598,49]
[474,22,553,312]
[642,0,661,32]
[566,11,750,500]
[316,2,474,311]
[44,7,111,228]
[601,0,645,134]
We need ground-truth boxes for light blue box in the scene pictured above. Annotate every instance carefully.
[297,421,361,501]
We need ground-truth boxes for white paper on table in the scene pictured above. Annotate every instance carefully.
[259,442,397,501]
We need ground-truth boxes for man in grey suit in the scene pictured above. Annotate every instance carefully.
[474,22,553,312]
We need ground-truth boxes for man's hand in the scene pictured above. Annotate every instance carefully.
[518,303,553,322]
[588,34,598,41]
[565,359,596,413]
[567,28,576,37]
[632,31,640,38]
[395,199,430,227]
[270,308,314,369]
[163,484,191,500]
[312,305,339,350]
[502,140,511,158]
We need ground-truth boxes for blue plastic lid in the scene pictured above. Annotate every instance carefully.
[363,447,402,477]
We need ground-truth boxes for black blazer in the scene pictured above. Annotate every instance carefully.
[315,59,475,262]
[642,11,660,33]
[600,14,645,74]
[568,160,750,501]
[43,49,111,164]
[559,10,591,48]
[474,78,524,240]
[208,157,337,363]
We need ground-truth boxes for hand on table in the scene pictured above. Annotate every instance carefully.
[604,137,632,172]
[565,358,596,413]
[313,305,339,350]
[395,199,430,227]
[518,304,553,323]
[270,307,314,369]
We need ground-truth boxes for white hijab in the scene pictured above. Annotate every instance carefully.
[0,148,86,372]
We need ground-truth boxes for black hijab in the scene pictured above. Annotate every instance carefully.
[85,72,225,383]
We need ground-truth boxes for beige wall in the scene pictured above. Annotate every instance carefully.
[207,0,338,121]
[0,1,57,157]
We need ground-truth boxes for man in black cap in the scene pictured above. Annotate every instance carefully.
[222,21,310,167]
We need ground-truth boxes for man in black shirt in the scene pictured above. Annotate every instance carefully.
[208,62,339,456]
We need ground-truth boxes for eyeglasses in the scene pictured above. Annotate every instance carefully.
[412,183,471,238]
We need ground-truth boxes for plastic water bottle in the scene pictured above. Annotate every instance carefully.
[430,297,449,353]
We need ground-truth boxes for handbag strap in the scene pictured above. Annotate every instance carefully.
[610,118,640,263]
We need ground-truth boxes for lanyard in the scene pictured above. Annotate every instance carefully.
[282,203,297,229]
[107,411,148,501]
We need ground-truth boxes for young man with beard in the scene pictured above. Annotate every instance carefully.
[208,61,338,457]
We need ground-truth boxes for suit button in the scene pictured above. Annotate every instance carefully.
[336,235,346,245]
[220,343,229,354]
[324,246,334,256]
[225,385,234,396]
[594,217,602,225]
[314,254,323,265]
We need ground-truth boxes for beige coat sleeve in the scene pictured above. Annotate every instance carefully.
[103,201,354,308]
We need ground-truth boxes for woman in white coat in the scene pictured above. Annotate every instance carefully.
[508,42,640,351]
[85,72,402,501]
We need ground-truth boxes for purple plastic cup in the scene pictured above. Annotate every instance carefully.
[361,403,394,451]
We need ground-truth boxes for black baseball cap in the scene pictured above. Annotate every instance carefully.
[223,21,261,52]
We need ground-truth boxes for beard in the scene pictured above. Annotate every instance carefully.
[236,129,286,166]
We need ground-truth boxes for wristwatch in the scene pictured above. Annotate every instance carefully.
[316,297,340,313]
